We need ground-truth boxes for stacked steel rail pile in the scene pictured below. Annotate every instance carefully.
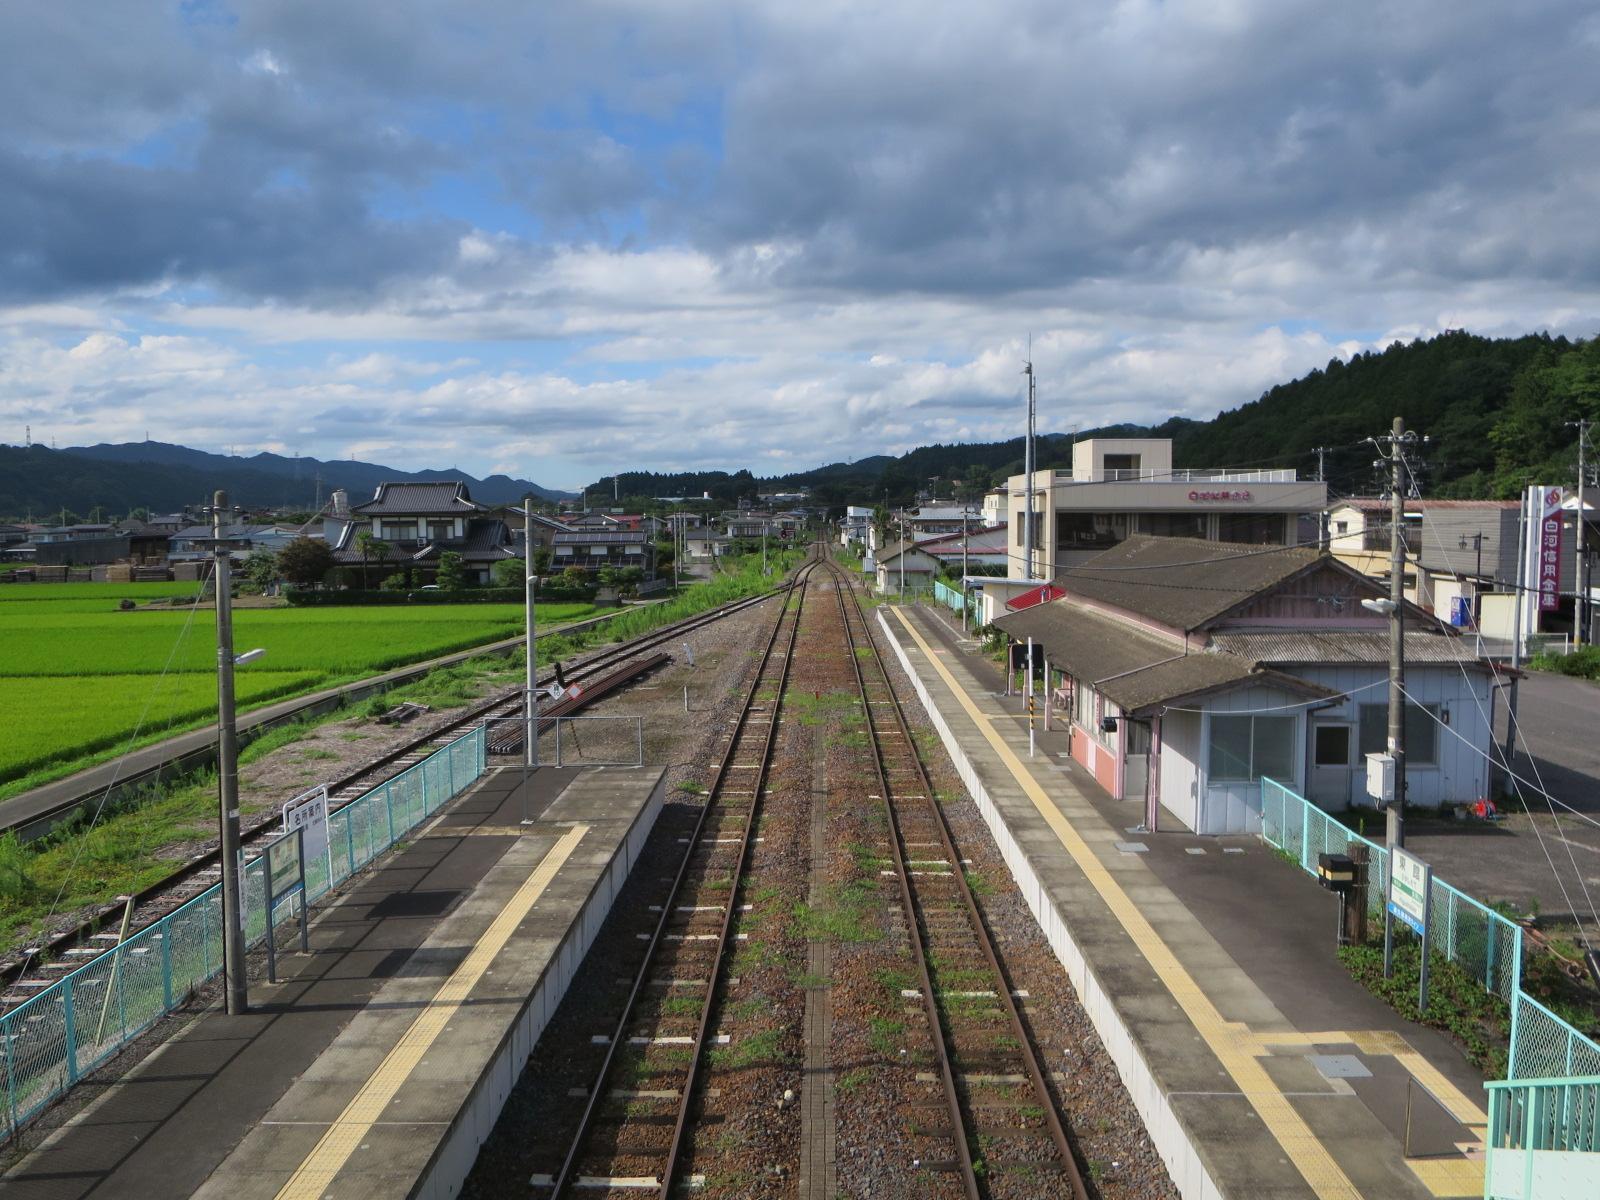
[1,582,788,1004]
[829,560,1091,1199]
[536,561,818,1197]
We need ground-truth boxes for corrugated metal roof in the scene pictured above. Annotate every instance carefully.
[1209,630,1488,666]
[1053,535,1323,632]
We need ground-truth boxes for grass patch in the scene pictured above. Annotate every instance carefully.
[708,1027,788,1069]
[836,1067,871,1093]
[867,1016,906,1057]
[793,879,882,943]
[1339,939,1510,1077]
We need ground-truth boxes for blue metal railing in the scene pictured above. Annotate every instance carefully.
[932,579,966,614]
[1260,777,1600,1084]
[0,725,486,1141]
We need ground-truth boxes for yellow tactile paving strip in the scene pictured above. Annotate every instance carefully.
[892,609,1372,1198]
[272,823,590,1200]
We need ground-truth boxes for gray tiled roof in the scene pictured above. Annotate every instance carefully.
[350,482,481,516]
[1054,535,1323,631]
[994,600,1339,714]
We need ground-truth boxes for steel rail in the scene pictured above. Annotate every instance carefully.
[0,580,791,841]
[545,555,820,1198]
[829,560,1090,1199]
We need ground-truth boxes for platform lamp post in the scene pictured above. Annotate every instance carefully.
[210,491,267,1016]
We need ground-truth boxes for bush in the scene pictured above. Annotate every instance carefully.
[1530,645,1600,680]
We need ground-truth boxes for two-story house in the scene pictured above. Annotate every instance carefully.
[330,481,518,585]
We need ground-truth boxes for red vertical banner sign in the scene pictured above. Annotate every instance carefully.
[1539,486,1565,612]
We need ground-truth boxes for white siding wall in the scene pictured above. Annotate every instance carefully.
[1157,710,1201,832]
[1196,685,1305,835]
[1293,664,1493,808]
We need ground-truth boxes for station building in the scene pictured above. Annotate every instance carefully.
[992,536,1496,834]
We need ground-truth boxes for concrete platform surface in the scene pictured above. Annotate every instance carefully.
[3,764,664,1200]
[881,604,1489,1200]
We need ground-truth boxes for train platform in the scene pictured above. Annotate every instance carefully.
[2,763,665,1200]
[878,604,1489,1200]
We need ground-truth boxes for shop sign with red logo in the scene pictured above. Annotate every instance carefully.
[1539,487,1565,612]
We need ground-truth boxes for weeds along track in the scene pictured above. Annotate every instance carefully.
[0,581,792,1006]
[473,547,1170,1199]
[523,558,821,1198]
[825,561,1090,1199]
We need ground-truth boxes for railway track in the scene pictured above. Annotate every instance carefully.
[0,579,792,1007]
[829,559,1090,1198]
[535,557,820,1197]
[514,549,1088,1199]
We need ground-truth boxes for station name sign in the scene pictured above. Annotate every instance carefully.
[1188,489,1253,502]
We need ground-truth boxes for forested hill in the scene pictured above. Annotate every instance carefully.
[588,330,1599,505]
[1170,330,1599,499]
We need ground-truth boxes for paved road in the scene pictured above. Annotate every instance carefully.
[1407,671,1600,923]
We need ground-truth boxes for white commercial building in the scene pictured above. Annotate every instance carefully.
[1006,438,1328,581]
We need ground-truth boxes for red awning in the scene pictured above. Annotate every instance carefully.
[1004,583,1065,612]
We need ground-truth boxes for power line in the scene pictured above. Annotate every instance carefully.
[1400,453,1600,946]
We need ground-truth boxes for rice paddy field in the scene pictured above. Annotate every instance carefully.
[0,582,596,797]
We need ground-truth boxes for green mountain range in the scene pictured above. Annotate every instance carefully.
[5,330,1595,521]
[588,331,1599,506]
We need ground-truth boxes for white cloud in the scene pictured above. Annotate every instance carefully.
[0,1,1595,487]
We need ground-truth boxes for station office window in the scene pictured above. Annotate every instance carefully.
[1056,512,1127,549]
[1217,512,1286,544]
[1138,512,1207,539]
[1208,714,1296,781]
[1358,703,1439,766]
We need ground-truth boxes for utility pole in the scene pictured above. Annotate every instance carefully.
[523,496,540,783]
[1366,418,1422,979]
[1570,419,1593,646]
[1022,350,1037,580]
[1313,446,1333,547]
[1385,417,1409,847]
[898,515,905,601]
[211,492,248,1016]
[961,509,970,631]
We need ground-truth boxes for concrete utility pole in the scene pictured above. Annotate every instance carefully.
[1386,417,1408,849]
[523,495,540,778]
[1571,419,1593,646]
[898,515,905,600]
[212,492,248,1016]
[1022,353,1037,580]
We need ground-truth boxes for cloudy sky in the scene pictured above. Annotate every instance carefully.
[3,1,1598,489]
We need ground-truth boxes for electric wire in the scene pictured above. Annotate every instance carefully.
[1400,452,1600,945]
[14,567,215,982]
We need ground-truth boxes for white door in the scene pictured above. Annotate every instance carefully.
[1308,722,1356,809]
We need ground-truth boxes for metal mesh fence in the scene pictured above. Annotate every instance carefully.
[1512,993,1600,1081]
[0,725,486,1141]
[1260,777,1600,1086]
